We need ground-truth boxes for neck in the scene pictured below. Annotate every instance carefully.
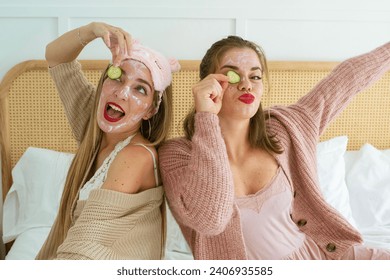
[101,129,138,150]
[219,116,252,162]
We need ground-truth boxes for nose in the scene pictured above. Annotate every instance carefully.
[115,85,130,101]
[238,78,252,91]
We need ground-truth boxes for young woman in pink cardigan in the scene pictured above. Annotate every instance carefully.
[159,36,390,260]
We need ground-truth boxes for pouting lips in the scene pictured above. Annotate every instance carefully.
[238,93,255,104]
[104,102,125,122]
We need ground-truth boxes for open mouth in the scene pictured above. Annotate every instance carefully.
[104,102,125,122]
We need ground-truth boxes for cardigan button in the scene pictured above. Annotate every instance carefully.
[326,243,337,252]
[297,219,307,227]
[293,191,297,198]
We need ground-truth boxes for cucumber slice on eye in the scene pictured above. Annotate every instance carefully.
[107,66,122,80]
[227,70,240,84]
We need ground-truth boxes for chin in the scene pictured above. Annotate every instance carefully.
[97,119,115,133]
[235,111,258,120]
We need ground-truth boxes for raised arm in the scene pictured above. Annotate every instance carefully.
[46,22,133,141]
[291,41,390,137]
[159,74,235,236]
[159,113,235,236]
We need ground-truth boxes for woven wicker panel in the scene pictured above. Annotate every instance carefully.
[8,69,102,168]
[263,68,390,150]
[325,72,390,150]
[7,61,390,172]
[169,69,198,138]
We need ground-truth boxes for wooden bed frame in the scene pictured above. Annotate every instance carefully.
[1,59,390,201]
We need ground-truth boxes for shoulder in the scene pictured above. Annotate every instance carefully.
[121,143,157,161]
[159,137,191,156]
[267,105,308,130]
[158,137,193,173]
[102,144,157,194]
[112,144,157,176]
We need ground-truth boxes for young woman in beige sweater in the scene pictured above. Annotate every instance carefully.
[36,22,180,260]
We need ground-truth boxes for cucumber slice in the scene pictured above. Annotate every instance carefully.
[107,66,122,80]
[227,70,240,84]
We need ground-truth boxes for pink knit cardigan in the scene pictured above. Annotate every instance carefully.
[159,42,390,260]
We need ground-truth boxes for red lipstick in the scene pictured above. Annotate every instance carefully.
[104,102,125,122]
[238,93,255,104]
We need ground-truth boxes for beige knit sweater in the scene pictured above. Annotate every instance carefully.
[159,42,390,260]
[37,61,164,260]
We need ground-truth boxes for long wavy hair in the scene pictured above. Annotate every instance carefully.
[184,35,283,154]
[36,64,172,259]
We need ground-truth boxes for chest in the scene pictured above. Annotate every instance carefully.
[230,150,279,196]
[83,147,114,186]
[92,147,113,172]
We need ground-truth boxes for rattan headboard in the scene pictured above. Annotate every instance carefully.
[1,59,390,199]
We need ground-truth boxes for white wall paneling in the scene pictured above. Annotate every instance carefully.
[1,0,390,81]
[246,19,390,61]
[68,17,236,61]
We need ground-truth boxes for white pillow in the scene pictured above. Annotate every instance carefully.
[0,151,5,260]
[5,227,51,260]
[316,136,357,228]
[345,144,390,249]
[164,202,193,260]
[2,147,74,258]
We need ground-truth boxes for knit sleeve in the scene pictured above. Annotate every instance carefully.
[49,60,96,142]
[290,41,390,137]
[159,112,235,236]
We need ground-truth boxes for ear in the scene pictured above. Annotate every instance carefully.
[142,106,156,120]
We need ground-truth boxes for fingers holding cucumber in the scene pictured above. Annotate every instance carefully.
[107,65,122,80]
[226,70,240,84]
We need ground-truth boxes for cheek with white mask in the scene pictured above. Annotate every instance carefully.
[128,93,151,122]
[97,82,155,134]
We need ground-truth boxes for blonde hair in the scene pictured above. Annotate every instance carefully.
[184,36,283,154]
[36,64,172,259]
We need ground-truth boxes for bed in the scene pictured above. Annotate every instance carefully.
[1,59,390,260]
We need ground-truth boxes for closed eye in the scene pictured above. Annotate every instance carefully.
[251,75,262,80]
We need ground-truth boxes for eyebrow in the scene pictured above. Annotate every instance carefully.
[137,78,153,92]
[220,65,262,71]
[120,62,154,91]
[119,69,153,92]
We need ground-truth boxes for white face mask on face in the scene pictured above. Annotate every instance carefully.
[97,60,156,134]
[217,47,264,119]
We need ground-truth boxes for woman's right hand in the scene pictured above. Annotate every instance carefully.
[45,22,132,67]
[87,22,132,66]
[192,74,229,115]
